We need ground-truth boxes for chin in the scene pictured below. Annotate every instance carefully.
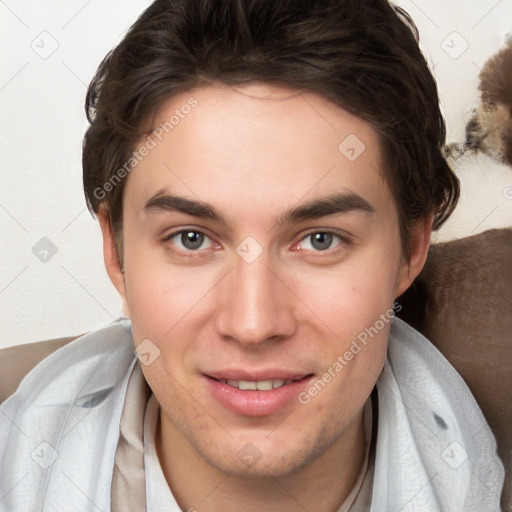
[191,419,346,479]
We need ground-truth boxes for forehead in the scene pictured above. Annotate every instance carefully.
[124,82,392,220]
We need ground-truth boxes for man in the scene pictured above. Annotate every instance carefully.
[0,0,505,511]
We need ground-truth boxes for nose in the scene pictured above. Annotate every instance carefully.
[214,250,297,347]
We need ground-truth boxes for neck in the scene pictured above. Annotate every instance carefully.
[155,408,367,512]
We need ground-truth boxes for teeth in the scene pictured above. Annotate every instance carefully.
[221,379,293,390]
[239,380,257,390]
[256,380,273,391]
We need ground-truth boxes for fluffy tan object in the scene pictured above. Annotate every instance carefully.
[465,39,512,166]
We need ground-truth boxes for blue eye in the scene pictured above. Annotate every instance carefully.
[297,232,343,251]
[166,230,214,251]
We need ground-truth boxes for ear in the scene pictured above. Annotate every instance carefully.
[98,209,128,302]
[395,215,433,297]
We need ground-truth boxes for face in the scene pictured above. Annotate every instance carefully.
[100,82,429,477]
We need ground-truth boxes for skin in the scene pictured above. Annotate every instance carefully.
[99,82,432,512]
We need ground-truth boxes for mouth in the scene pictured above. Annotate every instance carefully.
[214,377,305,390]
[204,373,314,416]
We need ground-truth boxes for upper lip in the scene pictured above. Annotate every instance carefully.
[206,370,312,381]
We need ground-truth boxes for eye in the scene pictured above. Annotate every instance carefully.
[164,230,214,252]
[296,231,344,252]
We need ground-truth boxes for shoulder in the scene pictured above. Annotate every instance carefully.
[0,336,80,403]
[378,318,505,508]
[0,319,136,511]
[0,318,134,408]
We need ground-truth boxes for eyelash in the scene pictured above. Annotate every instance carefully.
[161,228,350,258]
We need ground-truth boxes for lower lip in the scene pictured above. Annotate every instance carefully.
[204,375,314,416]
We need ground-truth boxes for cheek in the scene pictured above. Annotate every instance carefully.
[295,270,394,425]
[288,244,400,400]
[123,238,216,338]
[293,253,400,341]
[121,245,223,397]
[123,256,213,409]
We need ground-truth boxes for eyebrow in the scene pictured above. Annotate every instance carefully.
[143,190,375,225]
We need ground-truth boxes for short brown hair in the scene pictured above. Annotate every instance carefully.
[83,0,459,258]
